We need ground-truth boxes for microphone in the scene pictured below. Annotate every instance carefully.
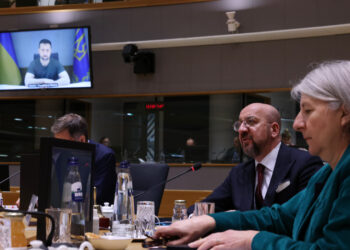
[134,162,202,198]
[189,162,202,171]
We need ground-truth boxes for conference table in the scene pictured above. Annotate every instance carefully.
[126,242,148,250]
[92,230,164,250]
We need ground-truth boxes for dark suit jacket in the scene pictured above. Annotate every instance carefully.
[187,144,324,213]
[90,140,117,205]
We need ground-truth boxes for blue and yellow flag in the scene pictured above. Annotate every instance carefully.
[73,28,90,83]
[0,33,22,85]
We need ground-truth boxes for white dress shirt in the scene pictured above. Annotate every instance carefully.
[255,142,281,199]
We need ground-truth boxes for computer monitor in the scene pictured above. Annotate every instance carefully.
[20,137,95,242]
[184,145,208,163]
[0,164,9,191]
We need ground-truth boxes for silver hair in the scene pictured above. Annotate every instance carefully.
[291,60,350,111]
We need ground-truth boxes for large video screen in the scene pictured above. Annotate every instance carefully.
[0,26,92,90]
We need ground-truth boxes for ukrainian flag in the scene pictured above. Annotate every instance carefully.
[73,28,90,83]
[0,33,22,85]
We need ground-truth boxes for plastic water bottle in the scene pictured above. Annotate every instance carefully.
[113,161,135,224]
[92,208,99,234]
[61,156,85,237]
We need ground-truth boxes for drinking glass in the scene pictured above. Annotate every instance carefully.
[135,201,160,237]
[193,202,215,216]
[45,208,72,243]
[112,222,134,238]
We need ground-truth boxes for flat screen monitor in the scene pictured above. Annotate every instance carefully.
[20,137,95,242]
[0,26,93,90]
[0,164,9,191]
[184,145,208,163]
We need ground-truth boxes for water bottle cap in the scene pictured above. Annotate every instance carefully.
[174,200,186,205]
[119,160,130,168]
[101,203,113,212]
[68,156,79,165]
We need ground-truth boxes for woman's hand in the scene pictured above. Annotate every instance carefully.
[154,215,216,246]
[188,229,258,250]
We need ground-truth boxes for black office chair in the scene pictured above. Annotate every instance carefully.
[130,163,169,216]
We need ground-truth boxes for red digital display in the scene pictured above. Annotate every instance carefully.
[145,103,165,110]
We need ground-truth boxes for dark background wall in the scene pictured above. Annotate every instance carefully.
[0,0,349,98]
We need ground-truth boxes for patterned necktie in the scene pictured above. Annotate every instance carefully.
[255,163,265,209]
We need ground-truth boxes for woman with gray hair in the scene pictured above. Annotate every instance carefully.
[154,61,350,249]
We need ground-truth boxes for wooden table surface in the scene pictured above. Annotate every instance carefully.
[126,242,146,250]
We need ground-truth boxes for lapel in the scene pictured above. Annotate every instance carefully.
[238,160,256,210]
[264,144,294,206]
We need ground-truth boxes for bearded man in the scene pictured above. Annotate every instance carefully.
[188,103,323,213]
[24,39,70,87]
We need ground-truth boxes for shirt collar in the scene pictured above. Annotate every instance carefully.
[255,142,281,172]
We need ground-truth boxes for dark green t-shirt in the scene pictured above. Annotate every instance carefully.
[27,58,65,80]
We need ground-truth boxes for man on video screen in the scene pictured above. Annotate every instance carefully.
[24,39,70,87]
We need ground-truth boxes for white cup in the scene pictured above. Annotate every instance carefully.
[193,202,215,216]
[79,241,93,250]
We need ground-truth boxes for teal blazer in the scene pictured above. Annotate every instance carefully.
[211,145,350,249]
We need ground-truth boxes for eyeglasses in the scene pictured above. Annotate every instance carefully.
[233,116,259,132]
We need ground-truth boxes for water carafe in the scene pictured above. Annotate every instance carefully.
[61,156,85,238]
[113,160,134,224]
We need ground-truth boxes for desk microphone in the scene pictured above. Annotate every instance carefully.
[134,162,202,198]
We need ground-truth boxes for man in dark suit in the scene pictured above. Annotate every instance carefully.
[51,113,116,205]
[188,103,323,213]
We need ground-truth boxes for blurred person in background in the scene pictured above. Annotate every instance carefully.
[99,136,111,148]
[220,136,243,163]
[281,128,293,146]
